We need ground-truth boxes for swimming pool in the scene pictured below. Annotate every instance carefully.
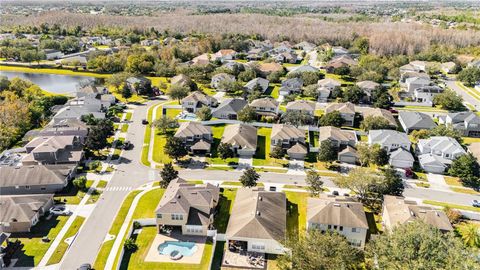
[158,241,198,257]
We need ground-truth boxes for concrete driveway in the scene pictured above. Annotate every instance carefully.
[427,173,450,192]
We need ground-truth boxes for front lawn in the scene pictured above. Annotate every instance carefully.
[207,125,240,165]
[285,191,308,238]
[121,124,129,133]
[46,216,86,265]
[253,128,288,167]
[213,188,237,233]
[54,181,101,205]
[423,200,480,213]
[10,216,68,267]
[152,132,173,164]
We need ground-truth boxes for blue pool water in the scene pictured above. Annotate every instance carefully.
[158,241,198,256]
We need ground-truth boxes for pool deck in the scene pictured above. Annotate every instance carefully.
[145,232,206,264]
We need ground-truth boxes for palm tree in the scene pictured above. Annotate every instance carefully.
[458,223,480,248]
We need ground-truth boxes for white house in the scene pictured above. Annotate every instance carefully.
[368,130,411,152]
[389,148,414,169]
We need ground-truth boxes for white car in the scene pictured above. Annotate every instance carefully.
[49,205,72,216]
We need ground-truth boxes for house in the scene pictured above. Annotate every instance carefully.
[398,111,436,133]
[212,98,247,120]
[22,135,84,166]
[294,41,316,52]
[325,55,358,72]
[356,81,380,102]
[155,178,219,236]
[332,46,349,56]
[417,136,466,173]
[275,51,297,64]
[174,122,212,154]
[221,124,257,157]
[226,188,286,254]
[0,194,54,233]
[317,86,331,102]
[23,119,88,143]
[468,142,480,162]
[52,106,105,123]
[325,102,355,127]
[214,49,237,61]
[405,77,431,94]
[76,85,108,98]
[441,62,456,74]
[307,195,368,248]
[181,91,218,113]
[285,100,316,116]
[279,77,303,96]
[467,59,480,69]
[389,148,414,169]
[271,124,307,159]
[319,126,357,148]
[171,74,192,88]
[318,78,341,91]
[440,112,480,137]
[287,65,319,75]
[44,49,64,60]
[382,195,453,232]
[223,61,245,72]
[0,165,74,195]
[249,97,279,117]
[410,61,427,72]
[362,108,397,128]
[211,73,236,90]
[414,85,444,103]
[191,53,211,65]
[258,62,284,76]
[400,71,430,84]
[338,146,359,164]
[244,77,269,93]
[368,130,411,152]
[126,76,151,94]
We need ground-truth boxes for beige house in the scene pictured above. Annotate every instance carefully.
[382,195,453,233]
[325,102,355,126]
[362,108,397,128]
[174,122,212,154]
[319,126,357,148]
[271,124,307,160]
[249,97,279,117]
[221,124,257,157]
[181,91,218,113]
[307,195,369,248]
[22,135,84,166]
[226,188,286,254]
[285,100,316,115]
[0,194,54,233]
[155,178,219,236]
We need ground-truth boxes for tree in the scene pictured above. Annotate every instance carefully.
[240,167,260,188]
[382,166,404,196]
[124,238,138,252]
[282,110,314,126]
[341,85,365,104]
[267,71,283,83]
[106,72,130,90]
[429,124,463,143]
[0,76,10,92]
[366,221,478,269]
[371,85,392,109]
[457,223,480,248]
[317,140,338,164]
[164,136,188,161]
[303,84,319,100]
[357,143,389,167]
[238,69,256,82]
[443,206,462,224]
[457,67,480,87]
[84,119,114,151]
[218,142,234,159]
[305,170,323,196]
[410,129,430,142]
[237,106,257,123]
[168,84,190,102]
[360,115,392,131]
[448,153,480,180]
[159,162,178,188]
[73,176,87,191]
[270,143,286,160]
[121,84,132,100]
[277,230,364,270]
[353,37,369,55]
[152,116,178,135]
[433,89,464,111]
[195,106,212,121]
[319,111,344,127]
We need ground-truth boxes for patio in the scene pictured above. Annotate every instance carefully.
[144,230,206,264]
[222,241,266,269]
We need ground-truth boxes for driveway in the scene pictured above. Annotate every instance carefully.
[287,159,305,175]
[427,173,450,192]
[237,156,253,169]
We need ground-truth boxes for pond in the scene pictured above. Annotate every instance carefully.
[0,71,96,95]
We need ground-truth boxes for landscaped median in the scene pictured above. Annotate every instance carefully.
[46,216,86,265]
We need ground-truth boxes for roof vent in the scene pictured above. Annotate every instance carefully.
[177,195,181,199]
[259,196,262,201]
[11,218,17,222]
[256,211,261,216]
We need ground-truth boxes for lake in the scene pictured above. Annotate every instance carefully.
[0,71,95,95]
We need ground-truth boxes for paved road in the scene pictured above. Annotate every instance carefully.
[444,77,480,108]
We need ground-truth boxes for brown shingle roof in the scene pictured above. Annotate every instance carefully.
[0,194,53,224]
[221,124,257,150]
[307,195,368,229]
[362,108,397,127]
[0,165,73,189]
[271,124,305,141]
[286,100,316,112]
[319,126,356,144]
[174,122,212,138]
[325,102,355,114]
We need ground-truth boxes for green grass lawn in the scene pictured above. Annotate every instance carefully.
[462,137,480,145]
[270,85,280,99]
[152,132,173,164]
[97,180,109,189]
[415,182,431,188]
[125,112,132,121]
[54,181,101,205]
[423,200,480,213]
[165,108,182,118]
[121,124,129,133]
[133,188,165,219]
[0,65,109,78]
[10,216,69,267]
[207,125,240,165]
[285,191,308,238]
[46,216,86,265]
[450,187,480,195]
[213,189,237,233]
[253,128,288,167]
[119,226,213,270]
[444,176,462,186]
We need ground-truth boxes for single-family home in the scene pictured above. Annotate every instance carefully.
[221,124,257,157]
[0,194,54,233]
[307,195,369,248]
[389,148,414,169]
[414,85,444,103]
[417,136,466,173]
[211,73,236,90]
[44,49,64,60]
[319,126,357,148]
[22,135,83,166]
[174,122,212,154]
[294,41,316,52]
[405,77,431,94]
[287,65,319,75]
[275,51,297,64]
[191,53,211,65]
[325,55,358,72]
[382,195,453,232]
[279,77,303,96]
[318,78,341,91]
[325,102,355,127]
[181,91,218,113]
[410,61,427,72]
[126,76,152,94]
[226,188,286,254]
[398,111,436,133]
[356,81,380,102]
[249,97,279,117]
[271,124,307,159]
[0,164,74,195]
[440,111,480,137]
[171,74,193,88]
[214,49,237,62]
[257,62,284,76]
[368,130,411,152]
[441,62,457,74]
[212,98,247,120]
[332,46,349,56]
[338,146,359,164]
[468,142,480,162]
[23,119,88,143]
[155,178,219,236]
[52,106,105,123]
[317,86,331,102]
[244,77,269,93]
[467,59,480,69]
[285,100,316,116]
[361,108,397,128]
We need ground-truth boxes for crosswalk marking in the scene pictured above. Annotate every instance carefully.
[104,186,132,192]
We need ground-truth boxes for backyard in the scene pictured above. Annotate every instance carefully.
[213,188,237,233]
[253,128,289,167]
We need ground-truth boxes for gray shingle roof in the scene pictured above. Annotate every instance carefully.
[0,194,53,224]
[399,111,436,131]
[0,165,73,189]
[221,124,257,150]
[271,124,305,141]
[212,98,247,116]
[307,195,368,229]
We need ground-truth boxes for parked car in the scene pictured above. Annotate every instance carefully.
[49,205,72,216]
[332,191,339,196]
[142,119,149,125]
[77,263,92,270]
[472,200,480,207]
[122,140,132,150]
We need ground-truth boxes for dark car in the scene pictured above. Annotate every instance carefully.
[122,141,132,150]
[77,263,92,270]
[142,119,149,125]
[332,191,339,196]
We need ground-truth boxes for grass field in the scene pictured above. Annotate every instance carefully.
[46,216,86,265]
[423,200,480,213]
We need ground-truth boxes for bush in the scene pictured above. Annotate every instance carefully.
[72,176,87,190]
[124,238,138,252]
[88,160,102,171]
